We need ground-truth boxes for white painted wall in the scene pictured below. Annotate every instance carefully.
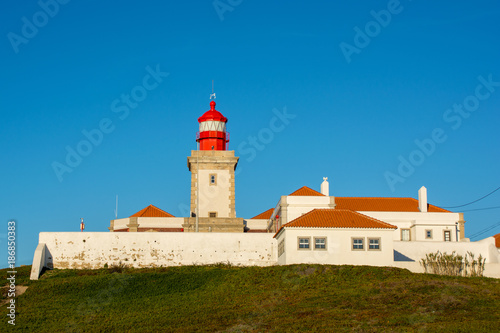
[392,261,500,279]
[394,237,500,264]
[198,169,230,217]
[113,217,184,230]
[286,196,331,206]
[360,211,461,241]
[276,228,394,267]
[112,218,129,230]
[284,196,333,224]
[392,237,500,278]
[37,232,276,270]
[244,219,269,231]
[135,217,184,229]
[30,243,47,280]
[32,232,500,279]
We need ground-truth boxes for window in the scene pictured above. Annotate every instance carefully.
[425,229,433,239]
[209,174,217,186]
[444,230,451,242]
[209,212,217,218]
[298,237,310,250]
[278,240,285,257]
[401,229,410,241]
[368,238,381,250]
[314,237,326,250]
[352,238,364,250]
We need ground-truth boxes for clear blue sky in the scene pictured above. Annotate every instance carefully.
[1,0,499,268]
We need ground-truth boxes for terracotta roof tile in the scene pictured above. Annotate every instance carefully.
[251,208,274,220]
[494,233,500,248]
[274,209,397,237]
[335,197,450,213]
[289,186,325,196]
[130,205,174,218]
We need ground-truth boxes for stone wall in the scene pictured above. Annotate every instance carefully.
[35,232,277,271]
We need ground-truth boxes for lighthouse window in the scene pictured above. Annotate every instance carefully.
[209,174,217,185]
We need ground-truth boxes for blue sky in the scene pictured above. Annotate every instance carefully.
[1,0,499,268]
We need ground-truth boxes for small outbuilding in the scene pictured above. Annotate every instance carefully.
[274,208,397,266]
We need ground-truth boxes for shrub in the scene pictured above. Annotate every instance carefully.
[420,251,486,277]
[108,261,127,274]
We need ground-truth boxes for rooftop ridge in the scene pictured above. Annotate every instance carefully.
[251,208,274,220]
[130,204,175,218]
[335,197,450,213]
[274,208,397,238]
[289,186,325,196]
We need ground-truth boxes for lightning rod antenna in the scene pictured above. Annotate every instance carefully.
[114,195,118,219]
[210,80,216,100]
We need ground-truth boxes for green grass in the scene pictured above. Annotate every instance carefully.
[1,264,499,332]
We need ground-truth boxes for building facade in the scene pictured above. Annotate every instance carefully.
[31,99,500,279]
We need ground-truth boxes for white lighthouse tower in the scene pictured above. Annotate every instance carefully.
[183,100,244,232]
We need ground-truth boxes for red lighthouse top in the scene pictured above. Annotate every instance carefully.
[197,100,229,151]
[198,101,227,123]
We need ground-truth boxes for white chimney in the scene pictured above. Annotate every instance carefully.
[321,177,329,196]
[418,186,427,212]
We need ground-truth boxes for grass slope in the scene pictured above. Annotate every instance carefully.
[1,264,499,332]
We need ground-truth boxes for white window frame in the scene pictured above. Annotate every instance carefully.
[314,237,327,250]
[368,238,381,251]
[444,230,451,242]
[297,237,311,250]
[351,237,364,251]
[401,229,411,241]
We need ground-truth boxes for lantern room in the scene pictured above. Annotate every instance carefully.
[197,100,229,150]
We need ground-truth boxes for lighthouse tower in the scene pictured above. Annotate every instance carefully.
[184,100,244,232]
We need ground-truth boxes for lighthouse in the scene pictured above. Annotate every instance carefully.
[197,100,229,151]
[184,100,244,232]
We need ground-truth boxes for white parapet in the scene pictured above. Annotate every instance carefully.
[30,243,47,280]
[32,232,277,272]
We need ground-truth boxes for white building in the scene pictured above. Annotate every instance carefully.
[31,100,500,279]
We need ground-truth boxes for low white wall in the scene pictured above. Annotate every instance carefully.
[36,232,277,271]
[393,237,500,279]
[244,218,268,230]
[394,237,500,264]
[112,217,185,230]
[392,262,500,279]
[30,243,47,280]
[112,218,129,229]
[135,217,184,229]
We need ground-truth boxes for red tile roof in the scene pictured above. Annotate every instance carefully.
[130,205,174,218]
[289,186,325,196]
[274,209,397,237]
[335,197,450,213]
[251,208,274,220]
[494,233,500,248]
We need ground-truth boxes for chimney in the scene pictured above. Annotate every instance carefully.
[418,186,427,212]
[321,177,329,196]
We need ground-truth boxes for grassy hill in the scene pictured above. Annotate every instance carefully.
[1,264,499,332]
